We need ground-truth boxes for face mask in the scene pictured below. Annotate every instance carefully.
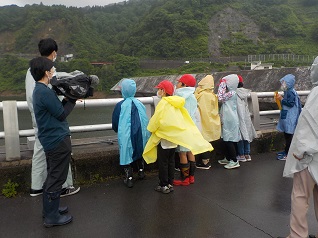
[156,91,162,98]
[281,81,287,91]
[52,52,57,62]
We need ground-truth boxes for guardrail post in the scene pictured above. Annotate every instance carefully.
[2,101,21,161]
[249,92,261,131]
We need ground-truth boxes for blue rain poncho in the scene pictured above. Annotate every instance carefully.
[112,79,150,165]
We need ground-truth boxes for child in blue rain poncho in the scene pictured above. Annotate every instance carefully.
[274,74,302,161]
[112,79,150,188]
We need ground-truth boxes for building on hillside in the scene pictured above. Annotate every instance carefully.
[61,54,74,62]
[251,61,273,70]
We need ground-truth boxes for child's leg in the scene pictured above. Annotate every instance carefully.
[136,158,145,180]
[123,164,133,188]
[167,148,176,186]
[284,133,293,154]
[189,152,196,184]
[237,140,244,156]
[157,143,169,186]
[173,152,190,186]
[243,140,250,155]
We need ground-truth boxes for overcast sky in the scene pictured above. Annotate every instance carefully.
[0,0,124,8]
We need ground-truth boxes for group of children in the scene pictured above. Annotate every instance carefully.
[112,73,258,193]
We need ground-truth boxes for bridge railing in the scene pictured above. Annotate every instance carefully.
[0,91,311,161]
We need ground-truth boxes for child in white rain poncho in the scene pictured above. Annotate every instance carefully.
[217,74,241,170]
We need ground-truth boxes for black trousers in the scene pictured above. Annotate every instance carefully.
[44,136,72,193]
[157,143,176,186]
[224,141,237,162]
[284,132,293,154]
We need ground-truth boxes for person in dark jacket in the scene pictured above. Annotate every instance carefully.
[30,56,77,227]
[112,79,150,188]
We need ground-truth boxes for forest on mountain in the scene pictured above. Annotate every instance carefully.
[0,0,318,94]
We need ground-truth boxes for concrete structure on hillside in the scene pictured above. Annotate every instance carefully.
[111,67,312,100]
[251,61,273,70]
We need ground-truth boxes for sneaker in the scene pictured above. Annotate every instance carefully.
[167,184,174,192]
[174,167,180,172]
[236,156,247,162]
[124,177,134,188]
[138,169,145,180]
[189,175,195,184]
[196,162,211,170]
[277,156,287,161]
[245,154,252,161]
[218,158,229,165]
[30,188,43,197]
[277,152,286,160]
[173,177,190,186]
[154,185,170,194]
[60,186,81,197]
[224,160,240,169]
[276,151,285,155]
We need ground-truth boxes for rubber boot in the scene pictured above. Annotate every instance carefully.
[42,206,68,218]
[123,166,134,188]
[137,159,145,180]
[173,163,190,186]
[43,191,73,228]
[189,161,196,184]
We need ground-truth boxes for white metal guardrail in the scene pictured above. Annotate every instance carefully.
[0,91,311,161]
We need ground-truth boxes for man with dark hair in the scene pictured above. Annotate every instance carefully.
[30,56,76,227]
[25,38,80,197]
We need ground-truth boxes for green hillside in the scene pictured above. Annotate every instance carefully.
[0,0,318,93]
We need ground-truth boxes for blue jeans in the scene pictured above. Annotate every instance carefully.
[237,140,250,156]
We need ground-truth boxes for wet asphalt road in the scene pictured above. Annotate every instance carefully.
[0,152,316,238]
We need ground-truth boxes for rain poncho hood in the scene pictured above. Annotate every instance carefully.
[117,79,150,165]
[280,74,295,90]
[194,75,221,142]
[224,74,239,91]
[195,75,214,97]
[143,95,213,164]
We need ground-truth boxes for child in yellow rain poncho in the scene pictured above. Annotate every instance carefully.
[194,75,221,170]
[143,80,213,192]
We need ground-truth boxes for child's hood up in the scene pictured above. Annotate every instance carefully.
[223,74,239,91]
[194,75,214,99]
[280,74,295,89]
[121,79,136,99]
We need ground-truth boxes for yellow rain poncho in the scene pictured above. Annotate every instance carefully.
[143,95,213,164]
[194,75,221,142]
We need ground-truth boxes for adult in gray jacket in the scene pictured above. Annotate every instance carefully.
[278,57,318,238]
